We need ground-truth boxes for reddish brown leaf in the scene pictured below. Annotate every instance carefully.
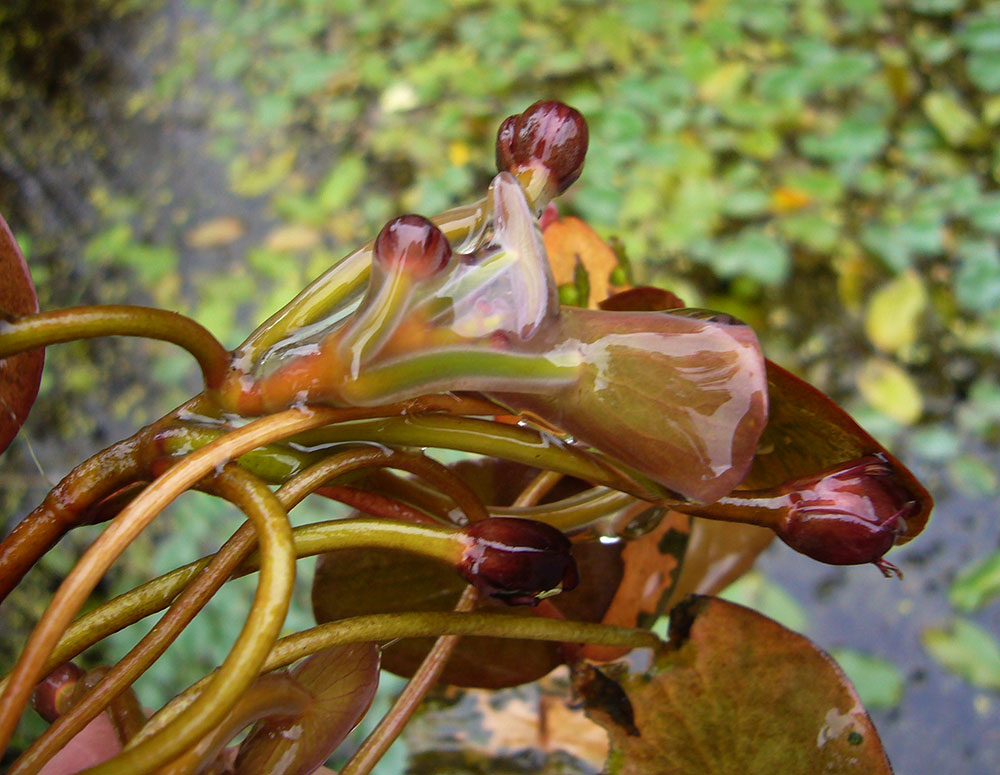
[0,212,43,455]
[582,596,893,775]
[583,508,690,662]
[311,539,622,689]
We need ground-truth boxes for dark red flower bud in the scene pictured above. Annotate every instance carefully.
[775,455,919,575]
[458,517,579,606]
[32,662,84,722]
[373,214,452,280]
[495,101,589,195]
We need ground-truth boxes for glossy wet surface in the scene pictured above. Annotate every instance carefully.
[2,2,999,772]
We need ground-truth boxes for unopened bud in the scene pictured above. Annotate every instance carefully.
[495,101,589,195]
[32,662,84,722]
[373,214,452,280]
[775,455,918,573]
[458,517,579,606]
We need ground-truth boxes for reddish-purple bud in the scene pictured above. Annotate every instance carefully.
[458,517,579,606]
[495,101,589,195]
[32,662,84,722]
[775,455,918,573]
[373,214,452,280]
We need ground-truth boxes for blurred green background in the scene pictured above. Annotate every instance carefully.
[1,0,999,772]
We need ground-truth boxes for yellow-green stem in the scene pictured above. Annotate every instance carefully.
[0,306,230,388]
[0,407,343,757]
[79,467,296,775]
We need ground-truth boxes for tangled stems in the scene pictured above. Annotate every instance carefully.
[32,481,292,775]
[130,612,662,749]
[0,395,218,605]
[0,306,231,389]
[9,464,287,775]
[0,407,346,756]
[6,445,492,773]
[339,468,566,775]
[340,589,479,775]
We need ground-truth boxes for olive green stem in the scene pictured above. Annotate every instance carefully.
[0,306,231,389]
[129,612,663,740]
[0,518,467,699]
[339,347,580,406]
[77,470,296,775]
[286,414,662,499]
[8,465,288,775]
[0,407,344,757]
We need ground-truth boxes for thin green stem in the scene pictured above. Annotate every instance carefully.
[79,467,296,775]
[286,414,662,499]
[0,518,466,699]
[129,612,662,740]
[8,466,282,775]
[0,306,231,388]
[0,407,344,757]
[339,347,580,406]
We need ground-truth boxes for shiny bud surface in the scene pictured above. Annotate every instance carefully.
[458,517,579,606]
[495,101,589,194]
[373,214,452,279]
[32,662,84,723]
[776,455,918,569]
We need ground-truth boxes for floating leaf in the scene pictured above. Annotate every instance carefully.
[923,618,1000,689]
[229,148,298,198]
[949,552,1000,612]
[923,92,981,147]
[0,213,44,456]
[864,270,928,354]
[857,358,923,425]
[829,649,905,709]
[582,596,892,775]
[946,454,999,496]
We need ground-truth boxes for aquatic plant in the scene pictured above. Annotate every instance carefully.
[0,101,932,774]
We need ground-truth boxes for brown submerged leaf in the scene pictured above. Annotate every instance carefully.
[0,212,43,456]
[235,643,380,775]
[581,596,892,775]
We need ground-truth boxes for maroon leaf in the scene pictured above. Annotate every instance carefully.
[0,212,43,456]
[581,596,893,775]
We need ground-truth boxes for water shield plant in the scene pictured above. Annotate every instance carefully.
[0,101,932,774]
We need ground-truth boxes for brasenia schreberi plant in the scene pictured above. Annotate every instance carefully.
[0,101,932,774]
